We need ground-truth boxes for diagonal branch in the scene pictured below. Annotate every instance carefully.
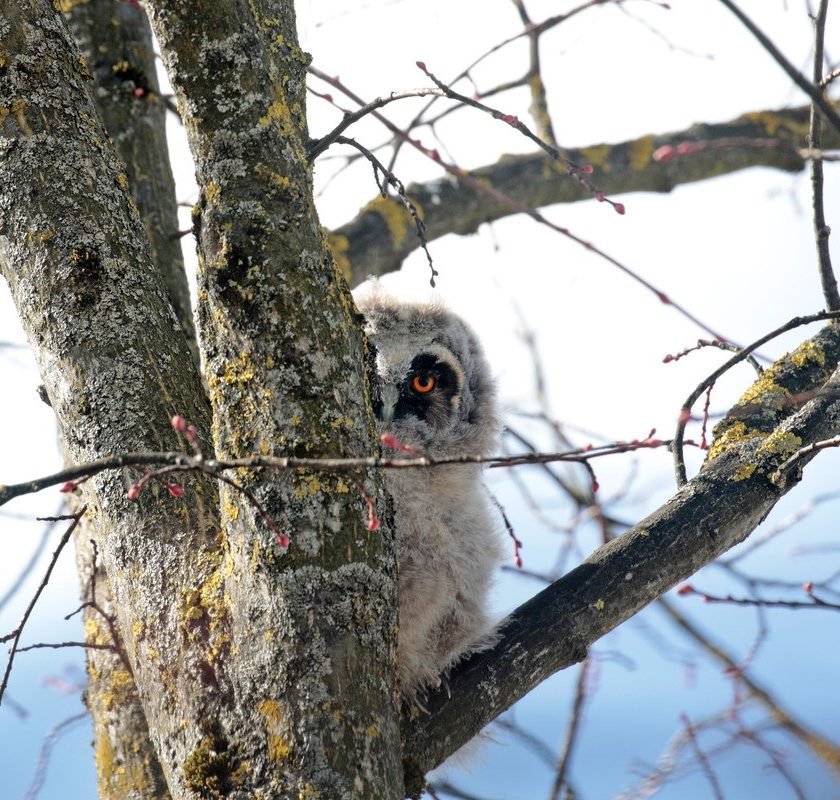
[401,323,840,794]
[717,0,840,136]
[334,105,830,284]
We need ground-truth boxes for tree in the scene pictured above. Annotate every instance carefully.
[1,1,839,798]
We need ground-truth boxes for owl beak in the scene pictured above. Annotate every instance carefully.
[379,383,399,426]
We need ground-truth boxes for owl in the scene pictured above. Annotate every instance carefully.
[354,287,506,699]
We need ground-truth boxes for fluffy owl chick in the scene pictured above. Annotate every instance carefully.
[354,289,506,698]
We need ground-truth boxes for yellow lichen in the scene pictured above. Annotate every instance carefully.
[757,430,802,459]
[184,734,232,798]
[789,339,826,368]
[628,134,654,170]
[205,181,221,204]
[221,352,256,387]
[258,699,292,764]
[27,229,55,244]
[638,529,650,537]
[294,473,323,498]
[580,144,611,171]
[116,172,129,190]
[736,364,791,410]
[179,536,233,662]
[741,111,809,138]
[325,232,352,283]
[95,731,115,789]
[363,195,414,248]
[101,669,135,712]
[706,421,764,462]
[255,164,293,191]
[222,492,240,522]
[732,463,757,482]
[85,616,108,646]
[593,598,605,611]
[230,761,250,786]
[53,0,87,11]
[12,99,32,136]
[259,96,295,136]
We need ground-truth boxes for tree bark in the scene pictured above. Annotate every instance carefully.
[143,0,403,797]
[60,4,188,794]
[1,2,402,798]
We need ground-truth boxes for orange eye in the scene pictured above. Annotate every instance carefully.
[411,373,436,394]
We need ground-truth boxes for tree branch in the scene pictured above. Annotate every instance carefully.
[332,105,828,284]
[807,0,840,310]
[401,323,840,793]
[717,0,840,136]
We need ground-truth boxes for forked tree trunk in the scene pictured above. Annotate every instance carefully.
[0,2,402,798]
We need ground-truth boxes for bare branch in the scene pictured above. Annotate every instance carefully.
[717,0,840,135]
[0,509,86,707]
[308,88,445,159]
[402,337,840,787]
[808,0,840,310]
[335,105,821,284]
[771,434,840,484]
[547,660,590,800]
[0,436,681,510]
[675,582,840,611]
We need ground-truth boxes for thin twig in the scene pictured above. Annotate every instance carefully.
[309,69,731,341]
[308,88,445,159]
[677,583,840,611]
[23,711,89,800]
[0,508,86,707]
[680,714,725,800]
[335,135,438,285]
[0,437,683,509]
[0,506,64,614]
[386,0,608,168]
[416,62,624,214]
[16,640,117,653]
[548,659,590,800]
[717,0,840,135]
[771,433,840,485]
[808,0,840,310]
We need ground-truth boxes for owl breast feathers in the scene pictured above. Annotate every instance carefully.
[354,289,506,698]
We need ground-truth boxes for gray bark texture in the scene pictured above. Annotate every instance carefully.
[2,2,840,800]
[1,1,402,798]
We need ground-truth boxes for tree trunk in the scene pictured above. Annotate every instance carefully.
[0,2,403,798]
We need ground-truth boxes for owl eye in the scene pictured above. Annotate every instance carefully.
[411,373,436,394]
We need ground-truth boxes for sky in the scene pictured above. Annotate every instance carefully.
[1,1,839,798]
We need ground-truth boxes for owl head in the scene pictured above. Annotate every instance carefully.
[354,289,499,458]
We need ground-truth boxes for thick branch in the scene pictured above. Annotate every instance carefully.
[61,4,188,794]
[402,323,840,792]
[65,0,196,355]
[144,0,403,796]
[331,106,823,283]
[0,7,217,800]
